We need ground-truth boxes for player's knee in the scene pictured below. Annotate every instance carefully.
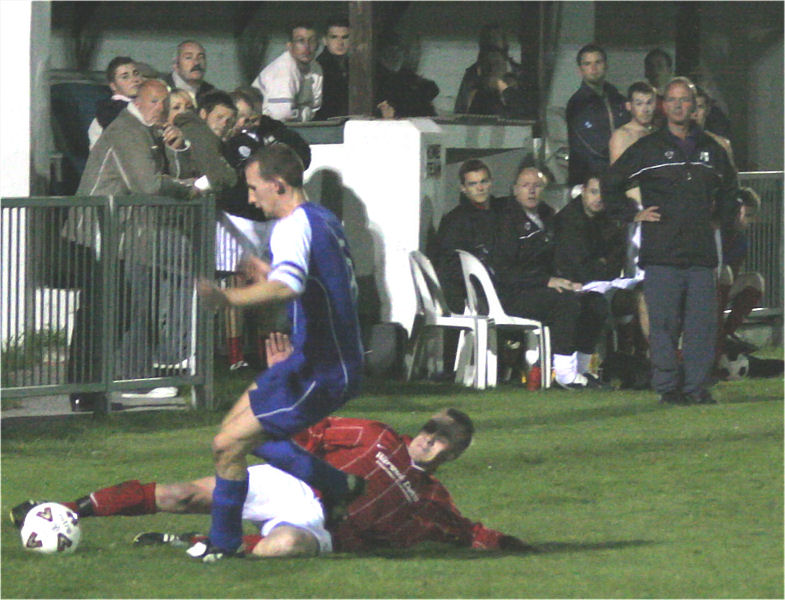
[212,432,241,465]
[251,526,318,558]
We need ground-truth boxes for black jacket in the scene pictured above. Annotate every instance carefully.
[553,197,626,283]
[316,49,349,119]
[566,81,629,186]
[601,125,739,269]
[95,97,130,128]
[433,198,503,312]
[492,199,556,298]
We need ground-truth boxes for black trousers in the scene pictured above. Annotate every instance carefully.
[503,287,608,356]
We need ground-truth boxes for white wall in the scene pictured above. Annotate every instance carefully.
[748,38,784,170]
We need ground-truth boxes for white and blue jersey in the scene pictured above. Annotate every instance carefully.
[250,202,363,438]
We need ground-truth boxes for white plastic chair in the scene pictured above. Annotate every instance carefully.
[407,250,496,389]
[457,249,552,388]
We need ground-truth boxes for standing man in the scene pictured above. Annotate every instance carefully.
[252,22,323,122]
[566,44,629,187]
[609,81,657,164]
[88,56,143,148]
[164,40,215,103]
[602,77,740,405]
[316,18,350,119]
[195,144,364,561]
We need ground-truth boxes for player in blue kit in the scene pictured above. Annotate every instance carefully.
[195,144,364,561]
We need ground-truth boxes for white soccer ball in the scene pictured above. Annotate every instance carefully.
[717,351,750,381]
[20,502,82,555]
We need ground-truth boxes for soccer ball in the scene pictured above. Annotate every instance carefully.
[20,502,82,555]
[717,351,750,381]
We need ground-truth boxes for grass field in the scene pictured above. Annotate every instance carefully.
[2,359,783,599]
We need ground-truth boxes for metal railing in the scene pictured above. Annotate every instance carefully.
[738,171,783,312]
[1,195,216,409]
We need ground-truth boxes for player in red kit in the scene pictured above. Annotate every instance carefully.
[10,334,531,557]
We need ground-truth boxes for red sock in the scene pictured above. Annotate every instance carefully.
[89,480,157,516]
[227,336,244,366]
[243,534,264,552]
[724,287,762,335]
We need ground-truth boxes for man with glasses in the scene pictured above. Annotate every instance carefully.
[252,21,323,122]
[602,77,740,405]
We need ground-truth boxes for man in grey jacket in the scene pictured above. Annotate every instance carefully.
[64,80,197,410]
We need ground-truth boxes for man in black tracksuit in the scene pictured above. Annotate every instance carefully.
[602,77,740,405]
[566,44,629,187]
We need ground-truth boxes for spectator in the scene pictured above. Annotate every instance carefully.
[461,49,528,119]
[454,24,522,115]
[316,17,350,119]
[175,90,237,192]
[609,81,657,164]
[165,88,196,125]
[566,44,629,186]
[87,56,143,149]
[227,89,257,137]
[61,80,196,410]
[233,86,264,128]
[252,21,323,122]
[602,77,740,405]
[554,174,649,357]
[693,86,735,168]
[433,159,503,314]
[164,40,215,103]
[492,166,608,389]
[376,33,439,119]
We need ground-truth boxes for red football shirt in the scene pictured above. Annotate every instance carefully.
[293,416,507,552]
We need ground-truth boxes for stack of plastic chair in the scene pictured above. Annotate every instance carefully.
[457,249,552,388]
[407,250,496,389]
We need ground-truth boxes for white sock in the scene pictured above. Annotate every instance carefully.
[577,352,593,375]
[553,353,578,385]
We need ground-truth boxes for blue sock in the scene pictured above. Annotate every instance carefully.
[208,474,248,552]
[253,439,349,498]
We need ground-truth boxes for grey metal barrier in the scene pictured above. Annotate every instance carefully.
[1,195,216,409]
[738,171,783,312]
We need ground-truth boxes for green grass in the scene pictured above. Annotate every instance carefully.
[2,360,783,598]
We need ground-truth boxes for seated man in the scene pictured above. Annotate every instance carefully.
[316,17,350,119]
[164,40,215,103]
[88,56,143,148]
[554,174,649,358]
[252,21,323,122]
[12,335,533,557]
[492,166,608,389]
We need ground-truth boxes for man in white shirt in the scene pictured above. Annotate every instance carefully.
[251,22,323,122]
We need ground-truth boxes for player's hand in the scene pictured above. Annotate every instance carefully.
[238,255,272,284]
[498,535,538,553]
[265,332,293,367]
[634,206,661,222]
[196,277,228,309]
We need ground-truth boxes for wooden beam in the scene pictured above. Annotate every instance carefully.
[348,1,375,116]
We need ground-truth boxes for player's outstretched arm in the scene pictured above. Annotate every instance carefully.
[197,277,298,309]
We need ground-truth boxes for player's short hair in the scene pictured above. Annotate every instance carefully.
[459,159,491,184]
[106,56,135,83]
[445,408,474,455]
[627,80,656,101]
[664,76,697,103]
[198,90,236,116]
[247,144,305,188]
[576,43,606,65]
[582,172,602,188]
[289,20,317,40]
